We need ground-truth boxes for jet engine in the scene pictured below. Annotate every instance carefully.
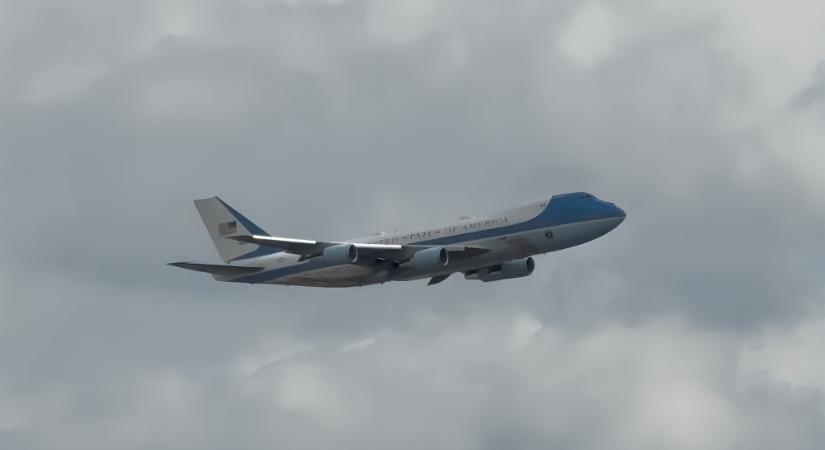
[465,257,535,282]
[322,244,358,264]
[412,247,449,272]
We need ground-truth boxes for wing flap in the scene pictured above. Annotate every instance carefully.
[427,273,452,285]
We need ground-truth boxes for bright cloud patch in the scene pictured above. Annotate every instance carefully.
[556,3,618,67]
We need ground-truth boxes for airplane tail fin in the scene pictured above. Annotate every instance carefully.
[193,196,276,263]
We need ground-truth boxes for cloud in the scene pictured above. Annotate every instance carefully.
[4,312,825,449]
[556,3,618,67]
[740,308,825,392]
[340,336,376,352]
[364,0,443,44]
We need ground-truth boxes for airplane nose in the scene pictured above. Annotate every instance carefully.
[603,201,625,220]
[605,202,625,223]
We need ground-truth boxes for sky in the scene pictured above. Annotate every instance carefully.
[1,0,825,448]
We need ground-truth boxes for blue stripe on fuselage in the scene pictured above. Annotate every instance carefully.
[230,194,615,284]
[217,197,282,262]
[228,246,282,262]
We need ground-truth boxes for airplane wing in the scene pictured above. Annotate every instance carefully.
[228,235,489,263]
[229,235,332,256]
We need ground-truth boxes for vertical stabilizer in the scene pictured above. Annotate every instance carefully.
[193,197,274,263]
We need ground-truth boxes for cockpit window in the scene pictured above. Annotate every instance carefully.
[580,194,594,199]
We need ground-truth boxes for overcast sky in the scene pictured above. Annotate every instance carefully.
[2,0,825,448]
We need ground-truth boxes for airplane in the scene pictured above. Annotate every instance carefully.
[169,193,625,287]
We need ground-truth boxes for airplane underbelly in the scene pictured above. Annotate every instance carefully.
[274,264,389,287]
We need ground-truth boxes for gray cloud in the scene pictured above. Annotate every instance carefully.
[792,61,825,110]
[2,0,825,448]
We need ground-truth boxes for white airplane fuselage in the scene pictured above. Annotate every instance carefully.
[171,192,626,288]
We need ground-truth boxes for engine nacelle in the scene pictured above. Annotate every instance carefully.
[412,247,449,272]
[322,244,358,265]
[466,257,535,282]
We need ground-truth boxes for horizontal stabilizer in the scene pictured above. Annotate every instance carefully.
[168,262,263,275]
